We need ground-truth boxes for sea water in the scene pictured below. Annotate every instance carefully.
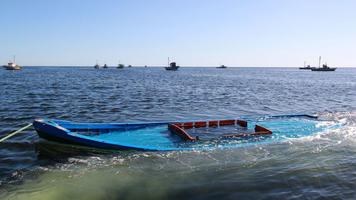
[0,67,355,199]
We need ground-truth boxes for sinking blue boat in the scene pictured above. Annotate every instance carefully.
[32,114,345,151]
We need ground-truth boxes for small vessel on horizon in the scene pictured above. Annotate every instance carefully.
[94,60,100,69]
[311,64,336,71]
[165,57,179,71]
[103,64,109,69]
[117,60,124,69]
[3,56,22,70]
[216,65,227,69]
[311,56,336,71]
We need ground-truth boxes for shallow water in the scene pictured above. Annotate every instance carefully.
[0,67,355,199]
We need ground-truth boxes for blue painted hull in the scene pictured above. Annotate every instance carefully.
[32,114,344,151]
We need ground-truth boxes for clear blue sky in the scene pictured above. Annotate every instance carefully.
[1,0,355,67]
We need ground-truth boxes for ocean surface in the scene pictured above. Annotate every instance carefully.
[0,67,355,200]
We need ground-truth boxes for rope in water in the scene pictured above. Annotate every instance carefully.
[0,123,32,143]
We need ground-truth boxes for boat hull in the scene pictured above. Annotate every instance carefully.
[165,67,179,71]
[34,121,145,150]
[33,114,344,151]
[311,68,336,71]
[3,65,22,70]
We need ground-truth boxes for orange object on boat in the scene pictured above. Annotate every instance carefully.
[208,121,218,127]
[173,123,182,127]
[168,123,198,141]
[219,119,235,126]
[236,119,247,127]
[194,121,207,128]
[220,124,272,138]
[183,122,194,129]
[253,125,272,135]
[169,118,272,140]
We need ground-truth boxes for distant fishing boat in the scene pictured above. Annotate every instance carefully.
[94,60,100,69]
[103,64,109,69]
[117,60,124,69]
[311,56,336,71]
[165,62,179,70]
[217,65,227,69]
[3,56,22,70]
[299,61,311,70]
[311,64,336,71]
[165,57,179,71]
[128,65,132,68]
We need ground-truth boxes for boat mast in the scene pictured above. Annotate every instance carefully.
[318,56,321,68]
[168,57,170,67]
[304,61,306,68]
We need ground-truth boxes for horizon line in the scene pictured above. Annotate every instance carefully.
[18,65,356,68]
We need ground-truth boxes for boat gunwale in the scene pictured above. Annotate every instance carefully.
[44,113,318,127]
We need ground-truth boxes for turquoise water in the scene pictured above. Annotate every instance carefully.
[95,125,179,148]
[89,118,330,150]
[0,67,355,199]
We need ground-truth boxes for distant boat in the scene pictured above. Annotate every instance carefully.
[311,64,336,71]
[128,65,132,68]
[94,60,100,69]
[144,65,147,68]
[3,56,22,70]
[103,64,109,68]
[165,57,179,71]
[216,65,227,69]
[117,60,124,69]
[165,62,179,70]
[311,56,336,71]
[299,61,311,70]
